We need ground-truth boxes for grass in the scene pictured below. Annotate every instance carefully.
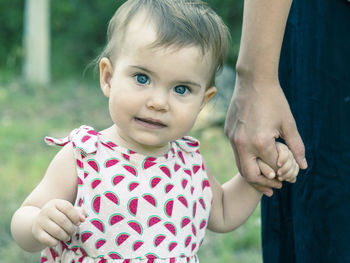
[0,78,262,262]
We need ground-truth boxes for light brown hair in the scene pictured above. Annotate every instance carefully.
[97,0,230,86]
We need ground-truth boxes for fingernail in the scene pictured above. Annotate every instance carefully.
[302,158,308,169]
[269,172,275,178]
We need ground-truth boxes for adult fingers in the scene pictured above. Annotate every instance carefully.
[282,120,308,169]
[257,159,276,179]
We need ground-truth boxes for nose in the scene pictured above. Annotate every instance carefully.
[146,89,169,112]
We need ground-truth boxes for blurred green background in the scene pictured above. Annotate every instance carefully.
[0,0,263,262]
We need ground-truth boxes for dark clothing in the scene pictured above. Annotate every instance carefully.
[261,0,350,262]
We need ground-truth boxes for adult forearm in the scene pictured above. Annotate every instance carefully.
[236,0,292,82]
[11,206,46,252]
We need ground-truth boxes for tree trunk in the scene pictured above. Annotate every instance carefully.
[23,0,50,85]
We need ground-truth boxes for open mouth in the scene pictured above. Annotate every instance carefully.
[134,117,167,128]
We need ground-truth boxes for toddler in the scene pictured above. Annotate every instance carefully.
[11,0,299,262]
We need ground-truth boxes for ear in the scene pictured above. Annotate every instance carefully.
[99,57,114,98]
[200,86,217,110]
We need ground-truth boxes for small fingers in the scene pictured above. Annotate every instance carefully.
[49,209,77,238]
[34,227,60,248]
[55,200,82,226]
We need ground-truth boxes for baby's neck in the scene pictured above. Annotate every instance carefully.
[100,125,171,157]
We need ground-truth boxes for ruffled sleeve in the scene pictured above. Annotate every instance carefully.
[175,136,200,153]
[44,125,100,155]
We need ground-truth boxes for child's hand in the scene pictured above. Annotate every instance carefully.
[257,142,299,183]
[32,199,86,247]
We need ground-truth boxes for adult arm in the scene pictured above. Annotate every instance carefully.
[224,0,307,196]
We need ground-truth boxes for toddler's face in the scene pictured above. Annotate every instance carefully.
[100,13,216,155]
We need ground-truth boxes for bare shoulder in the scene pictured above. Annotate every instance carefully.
[22,143,78,208]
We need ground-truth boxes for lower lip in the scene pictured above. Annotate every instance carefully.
[134,118,167,129]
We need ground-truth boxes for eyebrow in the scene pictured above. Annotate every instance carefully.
[130,65,202,88]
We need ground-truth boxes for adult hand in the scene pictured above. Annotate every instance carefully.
[224,74,307,196]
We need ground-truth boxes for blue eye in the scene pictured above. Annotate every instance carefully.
[135,74,150,85]
[174,85,190,95]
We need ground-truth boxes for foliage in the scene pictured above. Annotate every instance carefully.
[0,0,242,79]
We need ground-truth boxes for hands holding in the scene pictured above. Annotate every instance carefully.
[225,74,307,196]
[32,199,86,248]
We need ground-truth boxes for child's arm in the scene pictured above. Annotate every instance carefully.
[207,142,299,233]
[11,144,85,252]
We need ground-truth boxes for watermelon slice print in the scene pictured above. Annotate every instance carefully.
[165,183,174,193]
[142,157,157,169]
[184,235,192,248]
[122,153,130,161]
[199,198,206,210]
[95,238,106,249]
[81,135,91,143]
[146,253,159,259]
[192,165,201,174]
[202,179,210,190]
[181,179,188,189]
[147,215,161,227]
[128,197,138,216]
[128,182,139,192]
[112,175,125,186]
[142,194,157,207]
[168,242,178,252]
[104,191,119,206]
[192,224,197,237]
[108,252,122,259]
[97,258,107,263]
[133,240,144,251]
[154,234,166,247]
[192,243,197,252]
[186,140,199,147]
[84,171,89,178]
[177,195,188,208]
[77,176,83,186]
[91,179,101,189]
[104,158,119,168]
[164,199,174,217]
[123,164,138,176]
[184,169,192,177]
[164,222,177,236]
[116,233,130,246]
[40,256,48,263]
[200,219,207,229]
[91,195,101,214]
[86,129,98,135]
[128,220,143,235]
[174,163,181,172]
[81,231,93,243]
[160,165,171,178]
[49,248,59,261]
[150,176,161,188]
[181,217,191,228]
[77,197,84,207]
[76,159,83,169]
[90,218,105,233]
[193,201,197,218]
[109,213,125,226]
[87,159,100,173]
[177,151,185,164]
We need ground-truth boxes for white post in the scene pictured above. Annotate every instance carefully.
[23,0,50,85]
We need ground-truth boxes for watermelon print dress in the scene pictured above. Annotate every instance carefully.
[40,125,212,263]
